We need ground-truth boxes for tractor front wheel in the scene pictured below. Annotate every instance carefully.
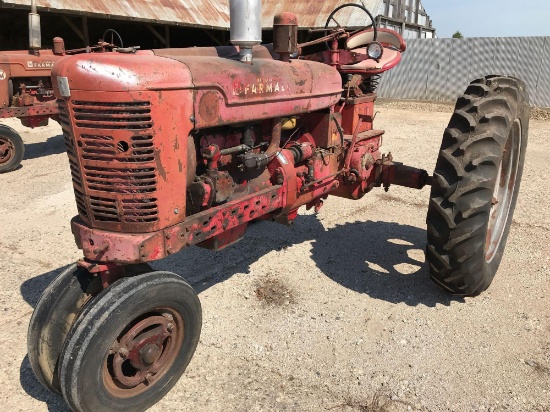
[426,75,529,296]
[27,264,101,394]
[27,263,153,394]
[0,124,24,173]
[59,271,202,412]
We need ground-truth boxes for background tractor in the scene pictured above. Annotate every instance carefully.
[27,1,529,411]
[0,0,120,173]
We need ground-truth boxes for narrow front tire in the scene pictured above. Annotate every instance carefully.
[59,271,202,412]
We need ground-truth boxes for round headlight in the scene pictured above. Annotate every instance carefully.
[367,42,383,59]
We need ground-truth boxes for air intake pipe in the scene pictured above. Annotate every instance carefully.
[29,0,41,51]
[230,0,262,63]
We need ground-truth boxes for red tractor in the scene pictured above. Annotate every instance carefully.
[27,2,529,411]
[0,2,120,172]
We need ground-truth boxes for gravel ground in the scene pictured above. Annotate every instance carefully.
[378,98,550,121]
[1,103,549,412]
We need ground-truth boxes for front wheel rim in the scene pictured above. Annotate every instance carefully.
[485,119,521,263]
[0,136,15,165]
[103,308,185,398]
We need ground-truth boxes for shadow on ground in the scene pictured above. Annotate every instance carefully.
[24,134,65,160]
[21,215,460,309]
[19,215,463,406]
[19,356,69,412]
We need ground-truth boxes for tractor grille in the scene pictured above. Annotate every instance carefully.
[59,99,88,218]
[59,98,160,228]
[72,101,153,130]
[80,134,155,163]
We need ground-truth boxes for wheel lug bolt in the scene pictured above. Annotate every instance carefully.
[162,313,173,321]
[167,322,174,332]
[119,347,129,359]
[145,373,154,384]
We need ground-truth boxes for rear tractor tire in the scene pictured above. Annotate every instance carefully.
[0,124,24,173]
[426,75,529,296]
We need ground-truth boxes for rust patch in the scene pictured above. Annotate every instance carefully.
[198,91,220,125]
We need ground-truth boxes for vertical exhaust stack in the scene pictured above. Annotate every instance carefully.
[230,0,262,63]
[28,0,42,52]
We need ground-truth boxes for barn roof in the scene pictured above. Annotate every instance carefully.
[0,0,385,29]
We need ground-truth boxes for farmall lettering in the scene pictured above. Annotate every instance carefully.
[0,70,6,81]
[27,60,55,69]
[232,77,290,96]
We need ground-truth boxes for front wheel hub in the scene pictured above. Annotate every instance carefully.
[105,309,183,394]
[0,136,14,165]
[140,343,162,366]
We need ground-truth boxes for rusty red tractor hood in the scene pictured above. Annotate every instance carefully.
[52,46,343,128]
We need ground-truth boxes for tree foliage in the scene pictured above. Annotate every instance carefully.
[452,31,464,39]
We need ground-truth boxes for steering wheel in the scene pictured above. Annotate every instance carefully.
[102,29,124,48]
[324,3,378,49]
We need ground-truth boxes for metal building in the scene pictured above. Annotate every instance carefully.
[0,0,435,50]
[378,0,435,38]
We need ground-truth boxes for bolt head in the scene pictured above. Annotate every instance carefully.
[119,347,129,359]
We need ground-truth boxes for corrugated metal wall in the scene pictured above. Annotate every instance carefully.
[378,37,550,108]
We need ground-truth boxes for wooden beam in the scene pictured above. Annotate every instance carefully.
[82,16,90,47]
[145,24,167,47]
[202,29,223,46]
[62,15,84,41]
[164,26,170,48]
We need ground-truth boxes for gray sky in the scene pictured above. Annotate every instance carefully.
[421,0,550,38]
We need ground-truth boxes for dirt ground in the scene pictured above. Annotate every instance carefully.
[1,104,548,412]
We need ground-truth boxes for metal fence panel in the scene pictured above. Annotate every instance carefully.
[400,39,430,100]
[423,39,450,101]
[471,37,497,80]
[444,39,474,101]
[388,39,413,99]
[378,37,550,107]
[492,37,521,78]
[519,37,546,104]
[532,37,550,108]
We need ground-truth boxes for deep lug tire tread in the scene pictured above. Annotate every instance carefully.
[426,75,529,296]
